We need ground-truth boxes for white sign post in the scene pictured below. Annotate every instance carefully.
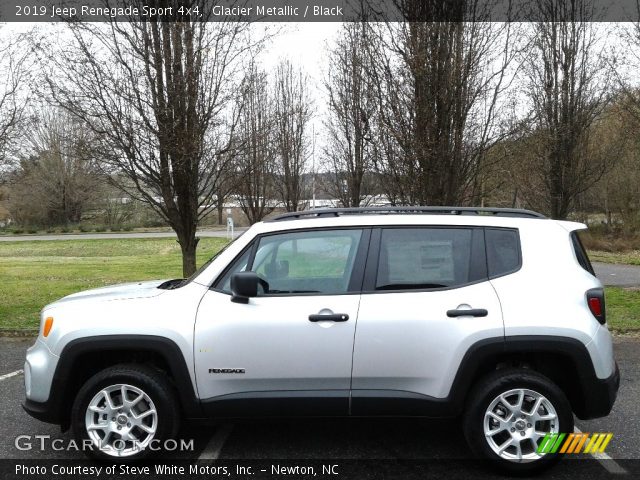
[226,215,234,240]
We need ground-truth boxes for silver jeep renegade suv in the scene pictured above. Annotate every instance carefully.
[23,207,619,472]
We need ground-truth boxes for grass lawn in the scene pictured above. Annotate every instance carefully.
[0,238,229,330]
[0,238,638,333]
[605,287,640,333]
[588,250,640,266]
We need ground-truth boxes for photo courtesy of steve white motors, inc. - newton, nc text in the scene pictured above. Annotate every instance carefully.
[1,0,640,479]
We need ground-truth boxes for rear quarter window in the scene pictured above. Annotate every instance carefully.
[571,231,595,275]
[485,228,521,278]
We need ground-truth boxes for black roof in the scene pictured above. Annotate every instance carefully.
[269,206,546,222]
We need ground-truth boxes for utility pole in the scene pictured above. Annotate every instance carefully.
[311,123,316,210]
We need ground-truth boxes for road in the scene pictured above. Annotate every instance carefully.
[593,262,640,287]
[0,337,637,479]
[0,229,247,242]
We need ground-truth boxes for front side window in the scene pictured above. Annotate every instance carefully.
[252,229,363,295]
[215,249,252,293]
[215,229,363,295]
[376,228,482,290]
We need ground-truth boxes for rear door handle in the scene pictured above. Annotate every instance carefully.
[447,308,488,318]
[308,314,349,322]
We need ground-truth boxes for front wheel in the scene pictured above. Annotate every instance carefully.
[71,364,179,460]
[463,368,574,473]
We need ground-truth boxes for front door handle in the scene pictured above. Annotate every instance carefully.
[447,308,488,318]
[309,313,349,322]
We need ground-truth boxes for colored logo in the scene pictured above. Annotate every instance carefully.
[537,432,613,454]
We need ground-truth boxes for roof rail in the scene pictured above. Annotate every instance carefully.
[269,206,546,221]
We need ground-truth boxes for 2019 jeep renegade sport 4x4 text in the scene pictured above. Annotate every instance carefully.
[23,207,619,472]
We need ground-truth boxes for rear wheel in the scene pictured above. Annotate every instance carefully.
[463,368,573,473]
[71,364,179,460]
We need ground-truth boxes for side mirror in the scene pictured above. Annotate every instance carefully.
[230,271,260,304]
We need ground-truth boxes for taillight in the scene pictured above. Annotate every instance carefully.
[586,288,606,325]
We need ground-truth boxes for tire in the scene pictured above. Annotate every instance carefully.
[71,364,179,460]
[463,368,574,474]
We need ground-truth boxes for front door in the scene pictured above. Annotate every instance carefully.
[195,228,369,416]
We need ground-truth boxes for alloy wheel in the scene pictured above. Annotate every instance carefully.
[483,388,559,463]
[84,384,158,457]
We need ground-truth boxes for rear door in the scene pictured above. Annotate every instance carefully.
[351,226,504,414]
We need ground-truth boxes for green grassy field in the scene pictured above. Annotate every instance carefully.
[588,250,640,265]
[0,238,638,333]
[605,286,640,333]
[0,238,228,330]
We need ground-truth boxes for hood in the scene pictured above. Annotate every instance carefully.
[45,279,169,309]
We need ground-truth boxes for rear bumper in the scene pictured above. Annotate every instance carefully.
[577,362,620,420]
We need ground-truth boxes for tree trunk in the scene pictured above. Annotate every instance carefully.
[177,232,199,277]
[217,201,224,225]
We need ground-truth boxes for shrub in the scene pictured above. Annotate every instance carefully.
[581,231,640,252]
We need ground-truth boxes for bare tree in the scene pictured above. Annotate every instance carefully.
[234,63,276,224]
[518,2,612,219]
[323,22,378,207]
[273,60,312,212]
[0,27,28,169]
[36,2,256,275]
[7,108,101,226]
[212,156,239,225]
[616,3,640,118]
[369,1,518,206]
[582,100,639,232]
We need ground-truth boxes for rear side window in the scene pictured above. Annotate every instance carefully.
[571,231,595,275]
[375,228,484,290]
[485,228,521,278]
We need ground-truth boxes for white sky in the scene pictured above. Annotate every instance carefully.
[261,22,342,80]
[258,22,342,134]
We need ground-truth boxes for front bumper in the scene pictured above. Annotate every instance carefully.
[22,397,64,425]
[23,340,65,427]
[24,340,58,403]
[577,362,620,420]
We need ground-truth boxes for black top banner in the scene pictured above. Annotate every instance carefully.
[0,0,638,22]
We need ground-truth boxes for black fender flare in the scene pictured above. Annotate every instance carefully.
[448,335,617,419]
[24,335,203,426]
